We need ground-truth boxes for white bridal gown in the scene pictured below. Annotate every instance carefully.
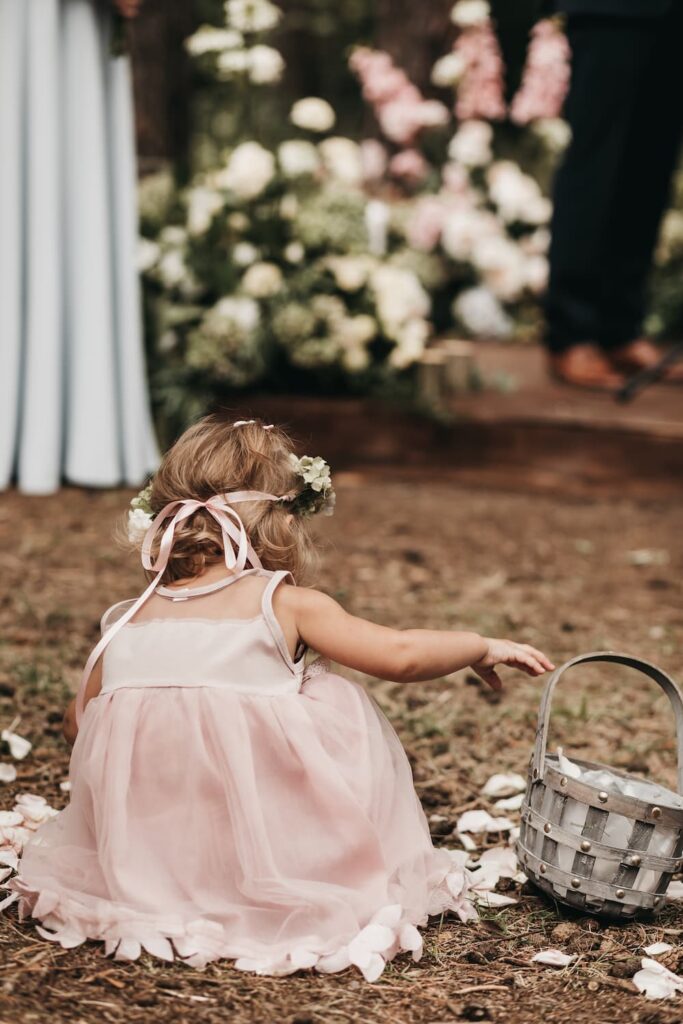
[0,0,158,494]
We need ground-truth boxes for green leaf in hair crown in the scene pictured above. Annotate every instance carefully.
[286,454,336,518]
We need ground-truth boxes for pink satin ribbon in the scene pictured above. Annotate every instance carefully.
[74,491,284,725]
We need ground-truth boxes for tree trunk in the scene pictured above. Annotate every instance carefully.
[129,1,197,179]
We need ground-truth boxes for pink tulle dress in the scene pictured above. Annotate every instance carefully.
[5,496,475,981]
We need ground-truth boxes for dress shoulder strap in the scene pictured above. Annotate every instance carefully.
[260,571,303,675]
[100,600,137,635]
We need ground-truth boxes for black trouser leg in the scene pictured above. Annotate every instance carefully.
[599,7,683,348]
[544,14,680,354]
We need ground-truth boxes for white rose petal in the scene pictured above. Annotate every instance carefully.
[644,943,674,956]
[633,958,683,1000]
[482,772,527,798]
[494,792,524,812]
[290,97,336,133]
[59,780,72,793]
[532,949,576,967]
[557,746,582,779]
[1,730,31,761]
[0,764,17,784]
[457,809,514,833]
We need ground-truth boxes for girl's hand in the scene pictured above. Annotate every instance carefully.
[471,639,554,692]
[114,0,143,17]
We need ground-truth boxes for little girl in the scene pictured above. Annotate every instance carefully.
[4,416,553,980]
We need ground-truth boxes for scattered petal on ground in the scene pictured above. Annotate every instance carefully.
[0,765,17,784]
[481,772,527,798]
[59,780,71,793]
[457,809,515,834]
[531,949,576,967]
[644,943,674,956]
[1,730,31,760]
[494,792,524,811]
[633,958,683,1000]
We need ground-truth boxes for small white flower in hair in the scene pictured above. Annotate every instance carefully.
[233,420,274,429]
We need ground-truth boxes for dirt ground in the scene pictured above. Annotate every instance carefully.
[1,476,682,1024]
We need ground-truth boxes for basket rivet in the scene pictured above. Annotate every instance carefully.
[543,823,552,835]
[571,877,581,889]
[598,791,608,803]
[560,776,568,788]
[629,854,641,867]
[651,806,662,820]
[539,863,547,874]
[615,889,625,899]
[580,840,592,853]
[653,897,662,907]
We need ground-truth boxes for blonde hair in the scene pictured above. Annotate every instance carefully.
[144,415,316,585]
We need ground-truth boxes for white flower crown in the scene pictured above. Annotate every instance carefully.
[126,455,335,546]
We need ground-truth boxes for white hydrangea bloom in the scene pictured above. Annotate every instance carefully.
[127,507,154,545]
[278,140,321,178]
[451,0,490,28]
[448,120,493,167]
[533,118,571,153]
[453,286,513,338]
[185,26,244,56]
[371,265,431,339]
[327,255,374,292]
[217,48,250,77]
[225,0,282,33]
[186,186,224,236]
[290,97,336,133]
[247,44,285,84]
[388,318,430,369]
[319,137,364,187]
[242,261,283,297]
[431,52,466,88]
[137,237,160,273]
[218,141,275,199]
[284,241,305,263]
[233,241,260,266]
[213,295,261,331]
[157,249,187,289]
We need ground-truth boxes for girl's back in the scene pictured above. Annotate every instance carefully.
[4,416,552,981]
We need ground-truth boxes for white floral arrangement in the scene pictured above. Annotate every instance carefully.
[127,484,154,545]
[125,453,335,548]
[286,455,336,518]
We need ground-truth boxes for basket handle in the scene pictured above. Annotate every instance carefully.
[532,651,683,793]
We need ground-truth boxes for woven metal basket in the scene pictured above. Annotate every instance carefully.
[516,652,683,919]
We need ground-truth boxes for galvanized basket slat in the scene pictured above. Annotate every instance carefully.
[517,652,683,919]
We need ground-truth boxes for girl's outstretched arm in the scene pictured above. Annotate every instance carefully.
[285,587,553,687]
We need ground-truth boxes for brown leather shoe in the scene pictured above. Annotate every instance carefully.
[609,338,683,382]
[549,344,624,391]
